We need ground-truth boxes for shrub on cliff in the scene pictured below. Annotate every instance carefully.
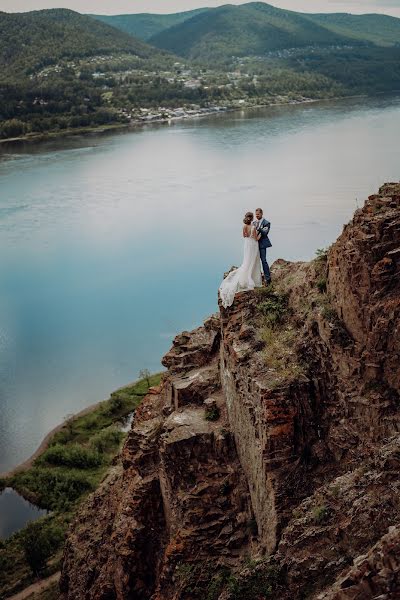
[90,427,123,453]
[257,288,289,327]
[227,560,280,600]
[20,517,64,576]
[102,395,124,415]
[10,467,94,510]
[256,287,305,386]
[39,443,102,469]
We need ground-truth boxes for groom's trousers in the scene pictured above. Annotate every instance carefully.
[260,247,271,282]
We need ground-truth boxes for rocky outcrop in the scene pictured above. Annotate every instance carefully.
[316,525,400,600]
[60,183,400,600]
[60,333,255,600]
[328,182,400,392]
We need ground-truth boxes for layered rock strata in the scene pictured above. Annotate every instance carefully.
[60,183,400,600]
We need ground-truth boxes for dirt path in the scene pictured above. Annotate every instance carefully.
[7,571,60,600]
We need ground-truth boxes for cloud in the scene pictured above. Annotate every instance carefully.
[328,0,400,5]
[2,0,400,17]
[326,0,400,16]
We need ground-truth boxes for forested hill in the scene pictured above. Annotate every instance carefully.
[305,12,400,47]
[104,2,400,62]
[92,8,208,42]
[0,9,165,79]
[147,3,365,61]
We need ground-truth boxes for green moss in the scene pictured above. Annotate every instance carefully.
[175,562,234,600]
[312,505,330,524]
[228,562,280,600]
[205,405,220,421]
[316,277,327,293]
[257,287,289,327]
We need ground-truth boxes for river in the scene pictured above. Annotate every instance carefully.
[1,94,399,475]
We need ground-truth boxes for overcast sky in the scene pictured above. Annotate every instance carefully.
[1,0,400,17]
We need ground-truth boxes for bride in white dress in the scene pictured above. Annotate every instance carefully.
[219,211,262,308]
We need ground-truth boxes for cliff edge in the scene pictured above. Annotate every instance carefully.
[59,183,400,600]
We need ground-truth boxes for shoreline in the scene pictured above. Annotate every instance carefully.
[0,374,162,598]
[0,378,146,480]
[0,93,369,149]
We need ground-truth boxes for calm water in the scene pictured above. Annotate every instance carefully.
[0,95,399,475]
[0,487,48,539]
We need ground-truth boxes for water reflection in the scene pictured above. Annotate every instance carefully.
[0,94,399,473]
[0,487,48,539]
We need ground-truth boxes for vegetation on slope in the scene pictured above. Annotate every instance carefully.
[148,2,362,61]
[285,45,400,94]
[305,12,400,47]
[0,373,162,599]
[0,8,163,79]
[92,8,208,42]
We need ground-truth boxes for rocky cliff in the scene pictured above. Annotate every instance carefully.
[59,183,400,600]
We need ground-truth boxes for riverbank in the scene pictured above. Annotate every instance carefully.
[0,93,348,149]
[0,373,162,599]
[0,375,155,480]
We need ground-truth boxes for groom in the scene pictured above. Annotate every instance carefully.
[254,208,272,285]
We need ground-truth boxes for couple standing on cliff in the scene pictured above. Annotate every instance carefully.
[219,207,272,308]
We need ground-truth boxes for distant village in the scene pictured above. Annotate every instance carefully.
[30,54,316,127]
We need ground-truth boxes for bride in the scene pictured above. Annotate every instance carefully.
[219,211,262,308]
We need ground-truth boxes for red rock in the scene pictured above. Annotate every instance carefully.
[60,184,400,600]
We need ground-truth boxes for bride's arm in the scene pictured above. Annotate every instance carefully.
[251,226,261,240]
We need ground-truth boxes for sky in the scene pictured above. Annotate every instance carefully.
[1,0,400,17]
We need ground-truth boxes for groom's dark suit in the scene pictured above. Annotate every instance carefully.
[254,218,272,282]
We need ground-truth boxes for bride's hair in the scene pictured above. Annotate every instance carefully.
[243,212,253,225]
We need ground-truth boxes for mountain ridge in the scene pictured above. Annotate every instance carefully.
[89,2,400,62]
[0,8,166,78]
[91,8,209,41]
[148,3,365,60]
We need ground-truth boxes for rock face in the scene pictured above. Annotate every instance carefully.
[60,184,400,600]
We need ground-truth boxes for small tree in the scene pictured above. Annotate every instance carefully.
[0,118,27,139]
[21,519,64,576]
[139,369,151,388]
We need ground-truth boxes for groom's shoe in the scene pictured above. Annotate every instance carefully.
[263,278,272,286]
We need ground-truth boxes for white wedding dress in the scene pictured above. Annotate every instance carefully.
[219,225,262,308]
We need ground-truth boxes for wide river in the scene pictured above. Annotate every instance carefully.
[1,94,399,473]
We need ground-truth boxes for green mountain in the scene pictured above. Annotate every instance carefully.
[0,9,164,78]
[305,12,400,47]
[91,8,208,41]
[147,2,363,61]
[144,2,400,62]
